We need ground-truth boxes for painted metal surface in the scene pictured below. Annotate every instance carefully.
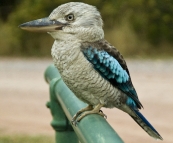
[45,64,124,143]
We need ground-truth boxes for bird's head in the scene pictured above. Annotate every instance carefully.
[19,2,104,42]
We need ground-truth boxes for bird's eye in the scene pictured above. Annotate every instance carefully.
[66,14,74,21]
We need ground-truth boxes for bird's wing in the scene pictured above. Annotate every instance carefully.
[81,40,143,109]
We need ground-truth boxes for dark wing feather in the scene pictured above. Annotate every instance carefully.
[81,40,143,109]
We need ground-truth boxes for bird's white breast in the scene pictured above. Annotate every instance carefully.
[51,40,125,108]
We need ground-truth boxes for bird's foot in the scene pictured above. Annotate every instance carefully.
[76,109,107,122]
[71,105,93,126]
[71,103,106,125]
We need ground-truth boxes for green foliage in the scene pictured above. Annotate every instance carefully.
[128,0,173,44]
[0,0,173,57]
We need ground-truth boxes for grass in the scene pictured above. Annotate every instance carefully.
[0,135,54,143]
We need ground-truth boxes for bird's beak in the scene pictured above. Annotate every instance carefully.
[19,17,67,32]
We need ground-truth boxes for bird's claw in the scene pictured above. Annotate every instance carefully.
[71,104,106,126]
[71,119,78,126]
[99,110,107,119]
[71,110,107,126]
[71,105,94,126]
[71,113,80,126]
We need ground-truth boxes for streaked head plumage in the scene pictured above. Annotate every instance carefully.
[48,2,104,42]
[19,2,104,42]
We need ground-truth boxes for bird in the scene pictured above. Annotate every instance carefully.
[19,2,163,140]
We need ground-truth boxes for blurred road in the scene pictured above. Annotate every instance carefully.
[0,58,173,142]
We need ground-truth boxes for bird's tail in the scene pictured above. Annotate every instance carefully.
[130,108,163,140]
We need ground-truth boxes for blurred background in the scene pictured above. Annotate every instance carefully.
[0,0,173,143]
[0,0,173,57]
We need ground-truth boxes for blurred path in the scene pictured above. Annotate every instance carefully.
[0,58,173,142]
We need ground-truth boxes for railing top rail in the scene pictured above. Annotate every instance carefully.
[45,64,124,143]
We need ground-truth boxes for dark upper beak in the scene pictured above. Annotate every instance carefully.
[19,17,67,32]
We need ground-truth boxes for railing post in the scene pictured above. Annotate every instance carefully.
[44,64,124,143]
[45,66,79,143]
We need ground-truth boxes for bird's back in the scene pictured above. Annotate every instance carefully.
[51,39,127,108]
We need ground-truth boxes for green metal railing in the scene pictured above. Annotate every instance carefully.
[44,64,124,143]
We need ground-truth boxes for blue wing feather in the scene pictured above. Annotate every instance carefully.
[83,46,129,83]
[81,43,162,140]
[82,46,142,109]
